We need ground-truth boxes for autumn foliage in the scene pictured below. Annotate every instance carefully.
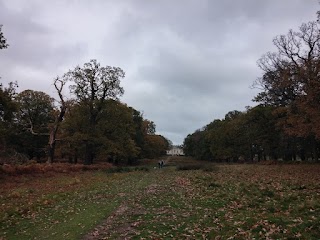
[0,162,112,176]
[0,60,170,166]
[2,157,319,239]
[184,12,320,162]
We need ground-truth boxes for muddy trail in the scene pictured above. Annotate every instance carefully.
[83,157,199,239]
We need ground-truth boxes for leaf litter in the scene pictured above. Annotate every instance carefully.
[1,160,320,239]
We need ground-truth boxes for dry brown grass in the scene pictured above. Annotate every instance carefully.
[0,162,112,176]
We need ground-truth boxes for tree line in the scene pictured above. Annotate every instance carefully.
[0,28,170,165]
[183,12,320,162]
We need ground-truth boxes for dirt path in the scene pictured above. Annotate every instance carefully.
[83,179,169,239]
[3,159,320,239]
[82,156,205,239]
[67,163,320,239]
[83,203,131,240]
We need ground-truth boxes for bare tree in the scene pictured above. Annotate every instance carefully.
[47,78,67,163]
[0,25,8,49]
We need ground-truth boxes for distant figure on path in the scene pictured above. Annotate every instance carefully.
[158,160,164,169]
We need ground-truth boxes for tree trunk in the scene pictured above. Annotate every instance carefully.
[47,140,55,164]
[249,144,253,162]
[47,78,67,163]
[84,112,97,165]
[312,137,318,161]
[74,148,78,164]
[84,142,94,165]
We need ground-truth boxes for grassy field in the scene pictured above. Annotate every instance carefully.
[1,157,320,239]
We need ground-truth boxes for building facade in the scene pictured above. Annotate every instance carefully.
[167,146,184,156]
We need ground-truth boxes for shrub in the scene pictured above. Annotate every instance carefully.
[0,162,112,175]
[208,182,221,188]
[106,167,132,173]
[176,164,217,172]
[134,166,150,172]
[202,165,217,172]
[176,164,202,171]
[106,166,150,174]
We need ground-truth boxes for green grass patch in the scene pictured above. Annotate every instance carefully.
[176,163,217,172]
[1,158,320,239]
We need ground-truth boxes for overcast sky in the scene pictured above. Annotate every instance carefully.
[0,0,318,145]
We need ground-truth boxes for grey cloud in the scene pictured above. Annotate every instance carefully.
[0,0,88,93]
[1,0,319,144]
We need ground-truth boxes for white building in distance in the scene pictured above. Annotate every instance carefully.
[167,146,184,156]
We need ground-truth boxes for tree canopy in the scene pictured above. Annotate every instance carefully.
[184,12,320,163]
[0,25,8,50]
[0,59,170,165]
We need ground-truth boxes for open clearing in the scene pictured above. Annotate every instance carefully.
[1,157,320,239]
